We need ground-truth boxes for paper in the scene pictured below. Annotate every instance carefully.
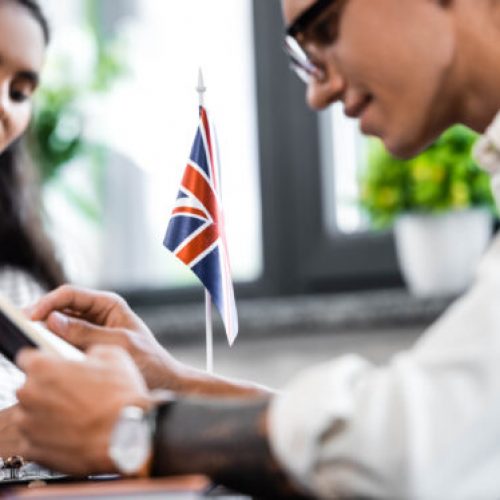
[0,294,85,365]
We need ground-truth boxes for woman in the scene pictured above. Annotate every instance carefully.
[0,0,65,456]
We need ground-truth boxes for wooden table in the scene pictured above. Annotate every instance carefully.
[0,475,238,499]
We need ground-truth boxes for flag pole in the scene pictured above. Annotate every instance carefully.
[197,68,213,374]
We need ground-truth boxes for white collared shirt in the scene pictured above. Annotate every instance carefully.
[269,114,500,499]
[0,266,45,410]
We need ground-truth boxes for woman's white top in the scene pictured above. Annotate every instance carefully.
[269,112,500,499]
[0,267,45,409]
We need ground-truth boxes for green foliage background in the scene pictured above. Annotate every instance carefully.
[359,126,496,229]
[27,0,127,222]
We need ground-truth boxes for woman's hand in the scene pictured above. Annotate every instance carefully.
[29,285,182,390]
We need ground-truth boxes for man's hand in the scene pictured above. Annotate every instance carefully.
[15,346,152,475]
[29,285,182,390]
[30,285,270,399]
[0,405,24,457]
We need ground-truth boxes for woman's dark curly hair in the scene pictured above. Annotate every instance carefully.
[0,0,66,289]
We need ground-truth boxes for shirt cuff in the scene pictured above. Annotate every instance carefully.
[268,354,372,489]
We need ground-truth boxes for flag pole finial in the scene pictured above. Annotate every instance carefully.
[196,68,206,108]
[196,70,214,372]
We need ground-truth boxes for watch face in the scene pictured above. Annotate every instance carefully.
[109,407,151,475]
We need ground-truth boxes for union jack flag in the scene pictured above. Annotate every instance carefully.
[163,107,238,345]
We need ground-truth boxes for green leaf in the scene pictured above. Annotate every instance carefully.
[359,125,497,229]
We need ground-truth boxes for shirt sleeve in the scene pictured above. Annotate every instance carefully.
[269,235,500,499]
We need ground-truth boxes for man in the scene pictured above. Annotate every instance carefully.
[13,0,500,497]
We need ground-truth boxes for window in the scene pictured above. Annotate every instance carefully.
[320,105,369,235]
[39,0,401,303]
[252,1,401,295]
[41,0,262,292]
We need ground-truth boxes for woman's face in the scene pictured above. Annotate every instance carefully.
[0,1,45,154]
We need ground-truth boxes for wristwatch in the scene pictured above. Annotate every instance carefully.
[108,405,154,476]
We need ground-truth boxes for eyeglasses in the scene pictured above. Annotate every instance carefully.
[284,0,341,84]
[287,0,337,38]
[284,36,325,84]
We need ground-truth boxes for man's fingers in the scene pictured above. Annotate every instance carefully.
[17,379,71,414]
[16,348,56,374]
[15,348,36,371]
[46,311,98,348]
[30,285,91,320]
[46,311,69,331]
[46,312,125,350]
[87,344,128,359]
[17,408,92,452]
[87,345,143,378]
[30,284,119,323]
[18,437,90,476]
[16,350,91,401]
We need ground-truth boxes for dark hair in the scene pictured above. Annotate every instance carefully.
[0,0,64,289]
[0,140,65,289]
[0,0,64,290]
[12,0,50,44]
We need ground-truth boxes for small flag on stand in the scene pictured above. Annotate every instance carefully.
[163,103,238,347]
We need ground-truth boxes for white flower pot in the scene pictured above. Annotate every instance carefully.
[394,209,492,297]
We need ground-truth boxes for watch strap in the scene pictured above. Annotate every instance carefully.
[150,400,176,477]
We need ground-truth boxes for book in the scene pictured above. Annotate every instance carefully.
[0,294,85,365]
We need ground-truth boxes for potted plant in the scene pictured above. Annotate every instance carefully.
[359,125,497,297]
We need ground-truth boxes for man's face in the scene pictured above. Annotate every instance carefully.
[283,0,458,158]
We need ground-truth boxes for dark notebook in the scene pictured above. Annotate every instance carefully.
[0,294,84,365]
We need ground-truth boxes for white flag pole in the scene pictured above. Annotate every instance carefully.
[205,290,213,374]
[197,68,214,374]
